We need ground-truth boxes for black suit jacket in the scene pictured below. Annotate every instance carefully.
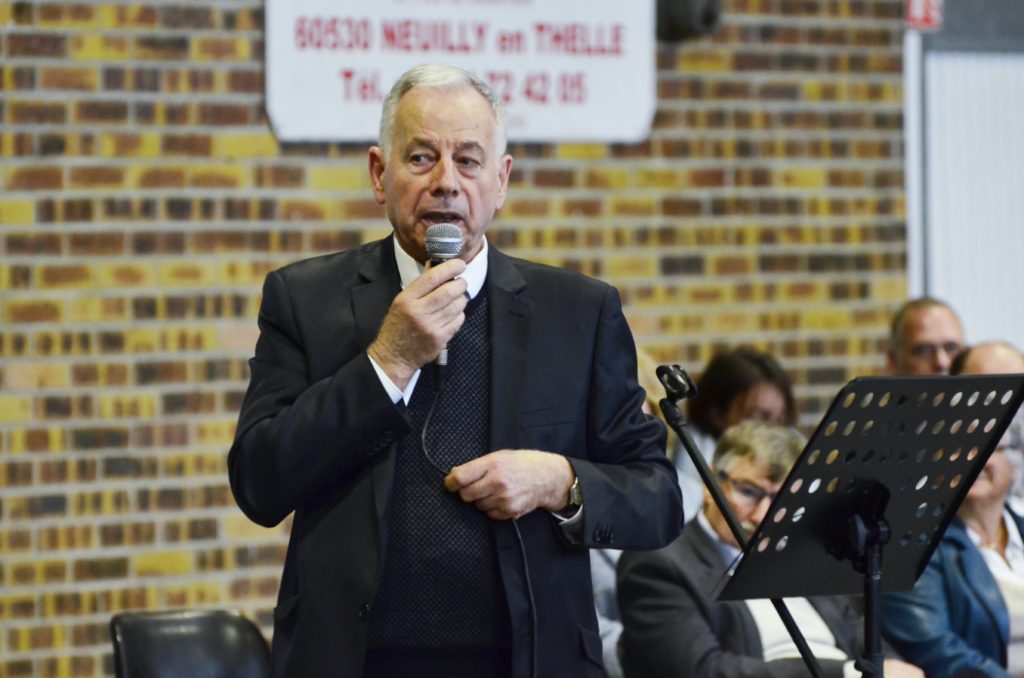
[617,522,861,678]
[228,237,683,677]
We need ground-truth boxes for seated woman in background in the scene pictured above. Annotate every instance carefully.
[882,341,1024,678]
[677,347,797,522]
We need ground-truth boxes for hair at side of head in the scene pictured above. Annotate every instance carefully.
[712,421,805,483]
[888,296,959,351]
[378,64,508,158]
[686,347,796,438]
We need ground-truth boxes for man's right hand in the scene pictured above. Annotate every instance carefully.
[367,258,468,390]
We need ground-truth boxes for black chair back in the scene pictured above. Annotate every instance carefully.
[110,609,271,678]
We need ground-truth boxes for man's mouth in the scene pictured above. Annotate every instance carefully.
[421,211,463,225]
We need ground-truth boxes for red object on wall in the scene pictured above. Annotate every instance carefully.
[905,0,944,31]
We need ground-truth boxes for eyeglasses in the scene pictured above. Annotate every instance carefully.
[718,472,777,506]
[907,342,962,359]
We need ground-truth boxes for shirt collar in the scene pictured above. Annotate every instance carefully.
[964,508,1024,556]
[697,510,744,567]
[392,234,488,299]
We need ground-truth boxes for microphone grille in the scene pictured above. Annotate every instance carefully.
[424,223,464,260]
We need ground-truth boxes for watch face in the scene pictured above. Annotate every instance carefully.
[570,479,582,506]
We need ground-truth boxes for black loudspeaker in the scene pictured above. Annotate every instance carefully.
[657,0,721,41]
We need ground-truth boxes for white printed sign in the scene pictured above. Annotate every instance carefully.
[266,0,656,143]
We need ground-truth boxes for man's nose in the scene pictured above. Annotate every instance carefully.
[751,496,773,525]
[933,347,954,374]
[430,157,459,196]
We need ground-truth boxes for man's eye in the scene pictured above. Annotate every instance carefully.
[458,157,481,167]
[409,153,432,164]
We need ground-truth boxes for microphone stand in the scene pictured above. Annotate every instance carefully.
[656,364,826,678]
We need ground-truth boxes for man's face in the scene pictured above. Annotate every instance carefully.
[705,457,783,548]
[889,306,964,375]
[369,85,512,264]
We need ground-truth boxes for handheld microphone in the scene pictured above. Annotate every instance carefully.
[424,223,464,388]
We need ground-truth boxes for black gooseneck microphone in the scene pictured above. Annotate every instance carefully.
[423,223,464,390]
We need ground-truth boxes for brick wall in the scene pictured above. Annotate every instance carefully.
[0,0,907,675]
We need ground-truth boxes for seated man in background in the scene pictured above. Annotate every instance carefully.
[887,297,965,376]
[618,421,923,678]
[883,341,1024,678]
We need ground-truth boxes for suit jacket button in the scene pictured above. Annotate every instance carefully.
[357,603,371,620]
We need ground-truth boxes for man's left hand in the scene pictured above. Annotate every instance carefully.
[444,450,575,520]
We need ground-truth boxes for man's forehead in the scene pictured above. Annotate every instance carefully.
[903,306,962,339]
[724,457,777,484]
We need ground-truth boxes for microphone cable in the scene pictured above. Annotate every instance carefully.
[420,388,539,678]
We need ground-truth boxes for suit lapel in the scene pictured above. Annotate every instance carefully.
[687,524,766,656]
[487,247,532,451]
[352,237,401,352]
[350,238,404,524]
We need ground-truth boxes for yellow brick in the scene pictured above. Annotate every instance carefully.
[99,132,161,157]
[160,326,215,351]
[213,133,279,158]
[307,166,370,191]
[0,396,32,423]
[221,261,265,286]
[224,514,282,540]
[556,143,608,160]
[611,197,655,216]
[68,34,129,61]
[776,167,826,189]
[635,169,683,189]
[709,313,757,333]
[99,393,157,419]
[802,309,853,330]
[0,199,35,226]
[134,551,193,576]
[158,261,218,287]
[679,50,731,72]
[218,323,260,352]
[586,168,630,190]
[95,263,156,288]
[68,296,128,323]
[197,420,236,445]
[123,328,160,353]
[5,363,70,389]
[190,165,249,188]
[874,277,908,301]
[607,257,655,278]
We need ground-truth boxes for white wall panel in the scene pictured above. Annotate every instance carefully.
[924,51,1024,345]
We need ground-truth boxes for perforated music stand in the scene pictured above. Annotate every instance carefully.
[715,374,1024,677]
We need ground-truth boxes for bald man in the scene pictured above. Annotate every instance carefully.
[887,298,965,376]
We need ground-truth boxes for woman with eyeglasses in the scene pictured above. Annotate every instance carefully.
[883,342,1024,678]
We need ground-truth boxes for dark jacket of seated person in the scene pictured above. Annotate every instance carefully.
[617,422,888,678]
[882,512,1024,678]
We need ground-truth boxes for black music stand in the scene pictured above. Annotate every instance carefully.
[715,374,1024,678]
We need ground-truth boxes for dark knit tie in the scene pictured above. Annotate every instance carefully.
[368,290,510,649]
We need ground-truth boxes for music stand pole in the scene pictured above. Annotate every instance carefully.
[657,365,826,678]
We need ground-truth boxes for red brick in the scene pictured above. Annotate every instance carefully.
[7,33,66,58]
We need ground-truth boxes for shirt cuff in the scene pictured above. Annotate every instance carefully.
[843,659,860,678]
[368,354,420,404]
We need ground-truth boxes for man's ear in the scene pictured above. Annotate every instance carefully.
[369,146,387,205]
